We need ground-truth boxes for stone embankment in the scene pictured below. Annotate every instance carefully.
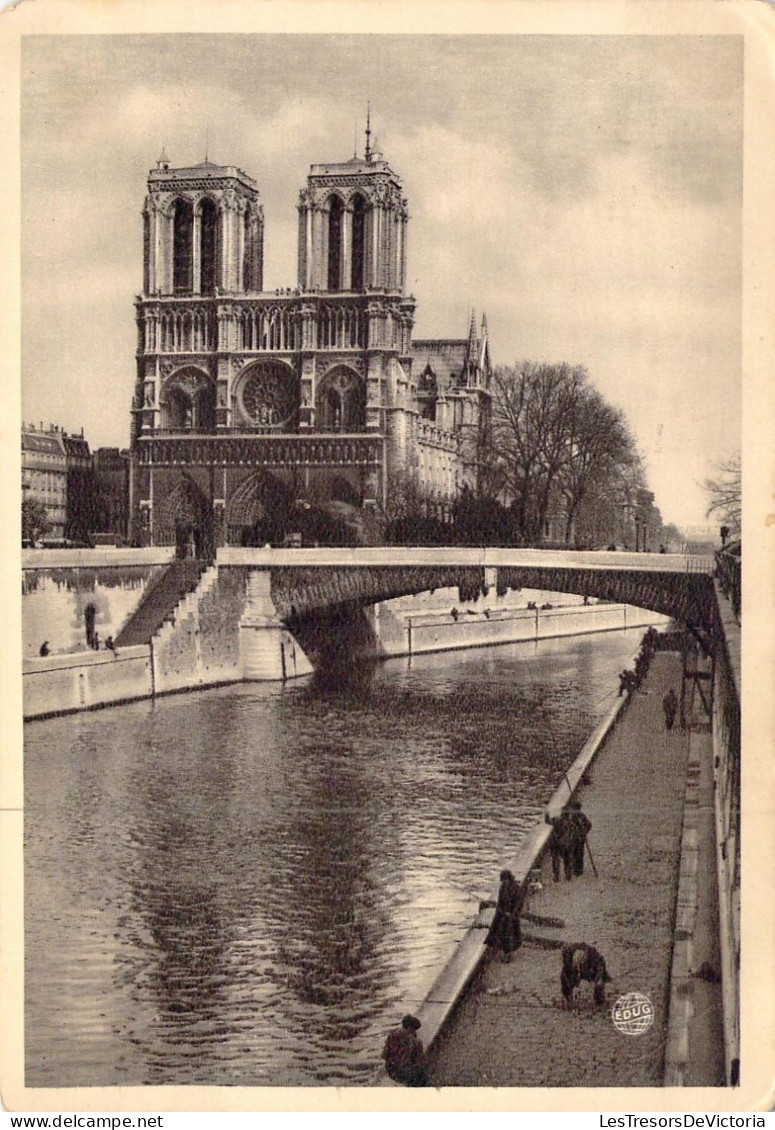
[379,650,725,1089]
[372,599,666,658]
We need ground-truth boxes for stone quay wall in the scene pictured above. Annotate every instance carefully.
[23,646,152,720]
[372,601,668,658]
[23,565,256,719]
[22,548,174,660]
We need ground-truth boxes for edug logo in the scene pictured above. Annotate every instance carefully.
[611,992,655,1035]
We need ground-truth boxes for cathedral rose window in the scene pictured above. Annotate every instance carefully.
[239,363,299,430]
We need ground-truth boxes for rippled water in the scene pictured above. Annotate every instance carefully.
[25,630,643,1086]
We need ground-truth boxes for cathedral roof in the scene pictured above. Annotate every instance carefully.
[149,159,257,190]
[411,340,470,392]
[308,155,395,178]
[413,312,492,393]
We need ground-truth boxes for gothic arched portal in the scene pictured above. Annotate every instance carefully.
[329,475,362,507]
[226,471,292,546]
[154,475,213,559]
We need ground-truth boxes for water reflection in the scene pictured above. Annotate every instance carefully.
[25,630,642,1086]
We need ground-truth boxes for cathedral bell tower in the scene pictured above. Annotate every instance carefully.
[134,153,265,443]
[142,152,264,300]
[296,136,409,295]
[294,126,416,472]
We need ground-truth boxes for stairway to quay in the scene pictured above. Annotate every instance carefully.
[384,650,731,1089]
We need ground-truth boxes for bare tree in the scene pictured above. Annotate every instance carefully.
[559,387,639,544]
[572,454,646,548]
[703,452,741,535]
[491,361,587,542]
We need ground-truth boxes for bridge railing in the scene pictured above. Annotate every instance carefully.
[684,555,715,575]
[714,550,741,621]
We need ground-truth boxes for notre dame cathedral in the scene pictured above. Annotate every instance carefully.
[129,127,492,552]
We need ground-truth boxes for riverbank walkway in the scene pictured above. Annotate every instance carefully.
[427,651,725,1087]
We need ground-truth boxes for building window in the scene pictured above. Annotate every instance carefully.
[351,195,366,291]
[143,211,151,293]
[327,196,344,291]
[200,198,219,296]
[173,198,194,293]
[243,206,253,292]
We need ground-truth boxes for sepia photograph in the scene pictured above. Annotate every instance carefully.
[2,0,773,1114]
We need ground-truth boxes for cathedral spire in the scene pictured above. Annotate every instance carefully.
[468,308,478,352]
[365,103,372,162]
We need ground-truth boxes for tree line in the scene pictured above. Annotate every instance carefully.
[385,360,676,549]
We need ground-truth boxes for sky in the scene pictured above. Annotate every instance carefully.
[21,34,742,528]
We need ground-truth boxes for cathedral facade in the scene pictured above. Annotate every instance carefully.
[129,134,491,552]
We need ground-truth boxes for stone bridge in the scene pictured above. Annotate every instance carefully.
[218,546,718,638]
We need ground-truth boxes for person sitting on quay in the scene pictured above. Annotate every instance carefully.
[382,1014,429,1087]
[484,868,525,962]
[569,800,592,877]
[104,635,118,657]
[662,687,679,731]
[39,641,50,657]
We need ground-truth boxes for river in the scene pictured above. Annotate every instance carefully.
[24,629,644,1087]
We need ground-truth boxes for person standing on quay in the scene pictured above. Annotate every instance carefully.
[382,1015,428,1087]
[485,869,524,961]
[663,688,679,731]
[569,800,592,877]
[546,806,575,881]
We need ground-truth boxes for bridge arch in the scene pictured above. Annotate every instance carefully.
[262,558,716,638]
